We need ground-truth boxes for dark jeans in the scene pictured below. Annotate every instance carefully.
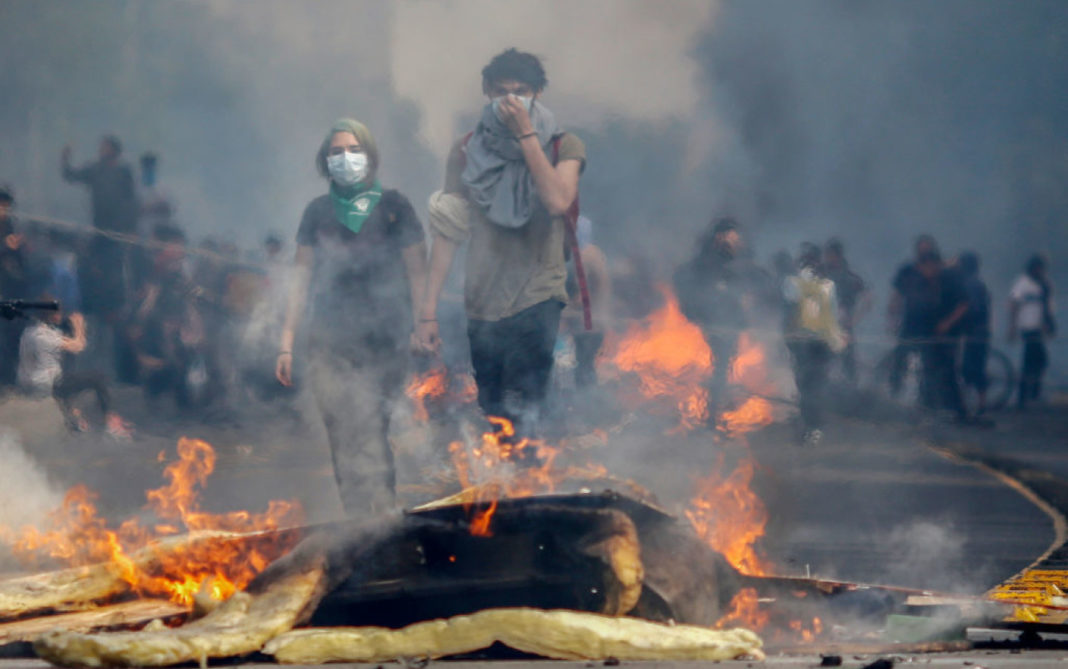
[788,339,831,431]
[961,337,990,393]
[921,341,965,417]
[573,331,605,389]
[468,300,563,438]
[1018,330,1048,408]
[836,330,858,385]
[700,329,738,416]
[53,370,111,417]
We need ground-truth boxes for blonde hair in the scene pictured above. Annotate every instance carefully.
[315,118,379,183]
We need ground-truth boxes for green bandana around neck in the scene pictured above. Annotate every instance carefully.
[329,180,383,234]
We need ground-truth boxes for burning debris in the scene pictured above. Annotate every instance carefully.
[0,282,1041,665]
[0,438,303,608]
[21,493,764,666]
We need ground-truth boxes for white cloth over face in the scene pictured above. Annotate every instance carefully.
[461,101,559,228]
[17,323,64,394]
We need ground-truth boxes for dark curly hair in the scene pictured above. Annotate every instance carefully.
[481,48,548,92]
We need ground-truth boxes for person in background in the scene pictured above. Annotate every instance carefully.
[415,48,585,440]
[17,300,130,438]
[0,185,29,389]
[62,135,139,377]
[822,238,870,385]
[130,223,197,406]
[674,217,759,423]
[1009,254,1056,410]
[886,234,940,398]
[134,152,175,285]
[958,252,992,415]
[782,243,845,446]
[276,118,428,515]
[913,250,969,421]
[562,215,611,389]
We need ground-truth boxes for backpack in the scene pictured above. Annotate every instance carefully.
[791,272,844,351]
[461,132,591,331]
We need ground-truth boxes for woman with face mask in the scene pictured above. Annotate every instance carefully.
[276,118,428,516]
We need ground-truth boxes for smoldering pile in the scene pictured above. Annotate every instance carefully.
[0,491,763,666]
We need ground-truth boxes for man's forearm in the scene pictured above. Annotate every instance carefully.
[940,303,969,333]
[402,242,429,318]
[421,232,459,320]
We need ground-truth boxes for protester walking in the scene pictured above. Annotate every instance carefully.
[822,238,869,385]
[674,217,765,424]
[415,48,586,440]
[782,244,845,446]
[276,118,428,515]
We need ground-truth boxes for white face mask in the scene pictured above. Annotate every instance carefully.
[326,151,369,186]
[491,95,534,121]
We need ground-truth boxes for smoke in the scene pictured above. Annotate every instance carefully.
[0,431,63,550]
[692,0,1068,306]
[390,0,718,155]
[881,520,969,592]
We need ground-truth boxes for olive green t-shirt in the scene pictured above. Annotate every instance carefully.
[438,132,586,322]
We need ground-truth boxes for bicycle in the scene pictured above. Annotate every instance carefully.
[871,339,1015,413]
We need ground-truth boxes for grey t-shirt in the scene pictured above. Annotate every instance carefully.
[296,189,424,361]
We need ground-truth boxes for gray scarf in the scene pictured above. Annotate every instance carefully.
[461,101,560,228]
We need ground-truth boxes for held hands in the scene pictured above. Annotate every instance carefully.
[496,94,535,138]
[412,319,441,355]
[275,352,293,387]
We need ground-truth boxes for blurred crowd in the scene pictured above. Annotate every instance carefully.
[0,133,1056,444]
[0,137,292,433]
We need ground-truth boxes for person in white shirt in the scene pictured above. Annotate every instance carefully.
[18,305,131,437]
[1008,254,1056,409]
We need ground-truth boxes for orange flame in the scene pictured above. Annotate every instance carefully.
[716,591,825,642]
[405,367,450,422]
[790,617,824,643]
[720,396,775,436]
[685,455,771,576]
[448,417,608,536]
[606,285,778,434]
[0,437,303,606]
[715,587,770,630]
[608,285,713,431]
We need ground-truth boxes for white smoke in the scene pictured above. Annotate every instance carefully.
[0,430,63,537]
[390,0,721,156]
